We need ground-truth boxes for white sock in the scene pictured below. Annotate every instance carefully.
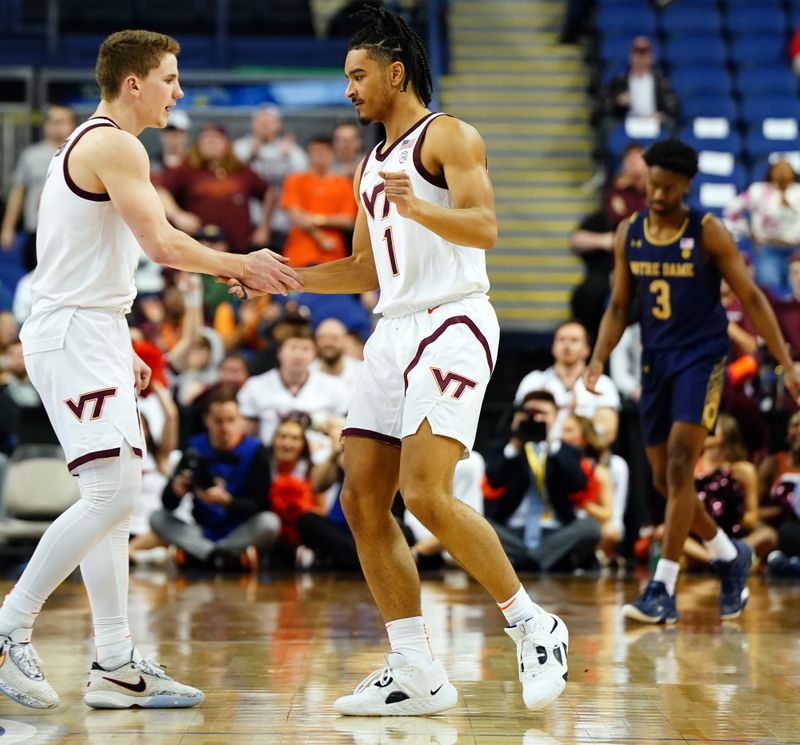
[498,585,545,626]
[386,616,434,667]
[0,587,43,637]
[704,529,737,563]
[94,616,133,670]
[654,558,680,596]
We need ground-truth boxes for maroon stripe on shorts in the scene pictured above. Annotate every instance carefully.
[403,315,494,393]
[68,445,144,472]
[342,427,402,448]
[67,447,121,472]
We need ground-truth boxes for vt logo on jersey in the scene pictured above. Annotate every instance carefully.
[362,181,391,220]
[64,387,118,422]
[430,367,477,399]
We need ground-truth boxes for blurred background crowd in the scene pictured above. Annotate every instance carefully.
[0,0,799,580]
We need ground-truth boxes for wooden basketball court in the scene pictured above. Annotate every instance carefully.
[0,569,798,743]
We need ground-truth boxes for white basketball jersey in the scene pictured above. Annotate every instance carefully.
[29,117,140,316]
[359,112,490,317]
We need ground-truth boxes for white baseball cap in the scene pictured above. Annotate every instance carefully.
[166,109,191,130]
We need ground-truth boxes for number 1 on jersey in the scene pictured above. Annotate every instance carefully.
[383,226,399,277]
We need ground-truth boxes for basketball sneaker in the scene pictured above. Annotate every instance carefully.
[505,613,569,711]
[84,648,204,709]
[333,652,458,716]
[0,628,59,709]
[713,539,752,620]
[622,580,680,624]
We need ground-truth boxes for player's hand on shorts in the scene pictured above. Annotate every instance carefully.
[584,359,604,394]
[379,170,417,218]
[132,352,152,395]
[243,248,302,296]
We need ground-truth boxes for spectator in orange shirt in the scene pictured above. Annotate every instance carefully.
[281,136,358,267]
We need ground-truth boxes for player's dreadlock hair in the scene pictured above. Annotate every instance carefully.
[348,4,433,106]
[643,139,699,179]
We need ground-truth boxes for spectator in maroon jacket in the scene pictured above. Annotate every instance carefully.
[157,123,274,253]
[605,143,648,228]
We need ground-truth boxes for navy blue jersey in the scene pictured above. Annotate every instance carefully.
[625,208,728,350]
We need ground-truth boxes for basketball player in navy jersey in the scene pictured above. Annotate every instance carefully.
[228,6,568,716]
[0,30,300,710]
[586,139,799,623]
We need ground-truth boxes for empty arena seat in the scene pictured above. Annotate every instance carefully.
[664,35,727,68]
[606,121,665,160]
[679,95,738,123]
[670,67,733,99]
[659,5,723,39]
[596,6,657,39]
[739,96,800,127]
[725,7,788,37]
[681,119,742,156]
[729,36,788,69]
[745,120,800,158]
[735,67,798,98]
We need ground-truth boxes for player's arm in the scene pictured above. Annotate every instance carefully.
[586,221,634,391]
[294,159,379,294]
[0,184,25,250]
[82,128,301,295]
[381,117,497,249]
[704,216,799,403]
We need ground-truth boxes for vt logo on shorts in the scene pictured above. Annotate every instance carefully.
[64,387,118,422]
[430,367,477,400]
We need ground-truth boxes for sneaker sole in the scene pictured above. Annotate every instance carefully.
[84,691,205,709]
[0,679,59,709]
[334,683,458,716]
[622,603,679,625]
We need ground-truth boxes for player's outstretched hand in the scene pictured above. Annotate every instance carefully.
[379,170,417,218]
[216,277,268,301]
[584,359,603,394]
[243,248,303,296]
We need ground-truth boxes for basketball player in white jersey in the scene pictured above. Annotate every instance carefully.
[227,7,568,716]
[0,30,301,710]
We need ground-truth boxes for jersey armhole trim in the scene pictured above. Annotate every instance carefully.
[63,122,116,202]
[413,113,449,190]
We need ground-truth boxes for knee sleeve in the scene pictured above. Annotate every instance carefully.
[77,444,142,529]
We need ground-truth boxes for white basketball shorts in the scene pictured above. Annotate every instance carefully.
[22,307,144,473]
[343,295,499,452]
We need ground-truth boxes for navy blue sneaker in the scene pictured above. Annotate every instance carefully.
[766,550,800,578]
[712,539,752,620]
[622,580,679,624]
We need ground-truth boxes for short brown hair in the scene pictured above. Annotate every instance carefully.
[96,30,180,101]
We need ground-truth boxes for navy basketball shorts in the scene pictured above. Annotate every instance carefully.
[639,338,728,448]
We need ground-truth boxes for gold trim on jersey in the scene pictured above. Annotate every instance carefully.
[701,356,727,431]
[644,216,690,246]
[701,212,714,225]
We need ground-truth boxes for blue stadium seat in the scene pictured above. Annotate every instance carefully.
[680,95,738,122]
[681,123,742,157]
[735,67,798,98]
[665,35,728,68]
[659,5,723,39]
[739,95,800,126]
[670,67,733,99]
[694,165,748,192]
[745,125,800,158]
[723,0,782,8]
[596,6,657,39]
[689,181,739,215]
[606,123,665,161]
[725,7,788,37]
[729,36,789,69]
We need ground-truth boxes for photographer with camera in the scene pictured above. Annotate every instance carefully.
[484,391,606,572]
[151,388,280,571]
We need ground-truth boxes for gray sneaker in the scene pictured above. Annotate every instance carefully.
[84,648,204,709]
[0,628,59,708]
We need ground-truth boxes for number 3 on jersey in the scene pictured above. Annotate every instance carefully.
[649,279,671,320]
[383,226,399,277]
